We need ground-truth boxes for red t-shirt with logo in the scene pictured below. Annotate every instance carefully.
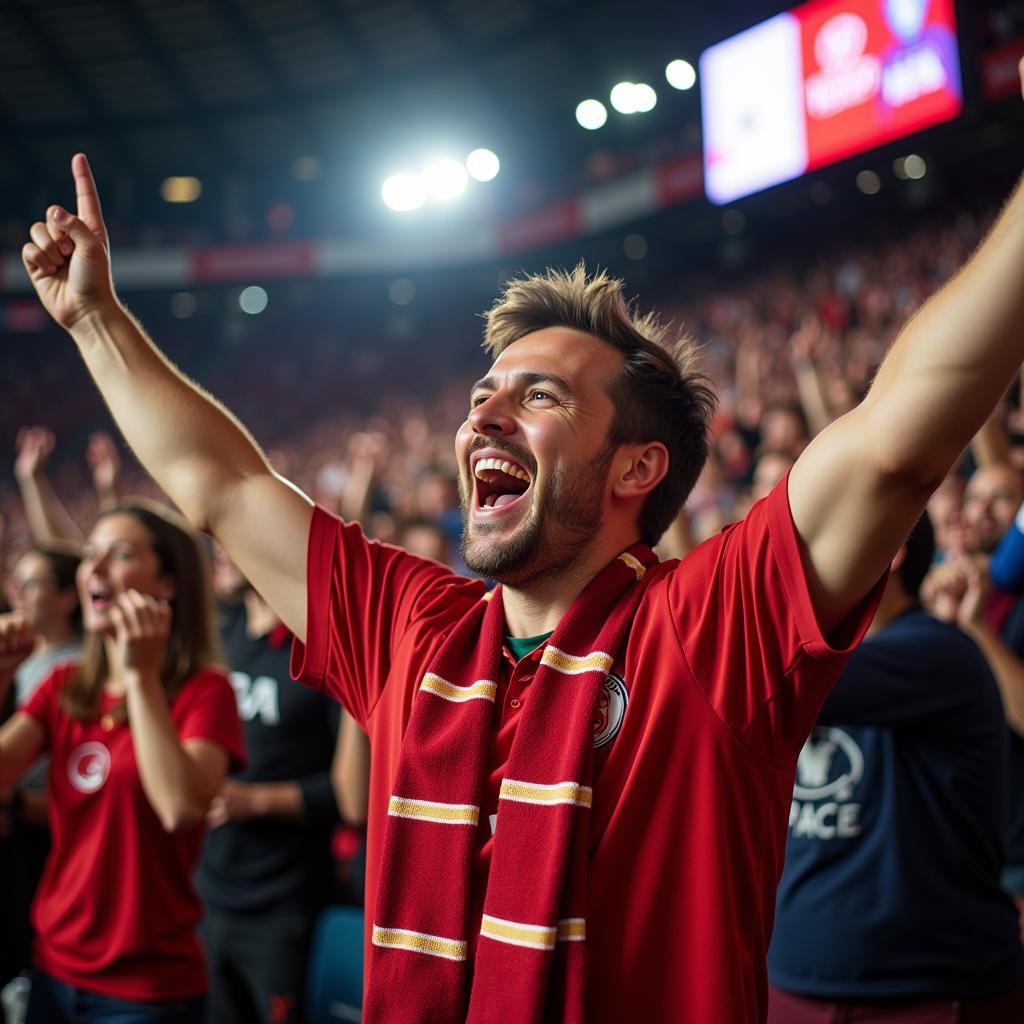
[21,664,245,1000]
[291,479,883,1023]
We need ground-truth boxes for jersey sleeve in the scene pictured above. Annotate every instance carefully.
[176,669,247,773]
[667,473,886,764]
[290,505,485,725]
[18,666,66,745]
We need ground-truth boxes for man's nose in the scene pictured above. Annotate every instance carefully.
[467,393,516,437]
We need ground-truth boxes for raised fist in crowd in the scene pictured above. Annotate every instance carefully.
[921,556,991,631]
[0,612,36,683]
[87,430,123,507]
[21,153,116,330]
[14,426,56,482]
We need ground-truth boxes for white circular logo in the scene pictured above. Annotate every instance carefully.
[68,742,111,794]
[793,727,864,801]
[815,13,869,72]
[594,674,628,749]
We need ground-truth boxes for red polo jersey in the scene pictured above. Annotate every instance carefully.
[292,479,883,1023]
[21,665,245,1000]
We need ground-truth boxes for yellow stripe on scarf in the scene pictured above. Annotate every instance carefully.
[372,925,467,962]
[419,673,497,703]
[388,796,480,827]
[499,778,593,808]
[617,551,647,580]
[539,645,614,676]
[480,915,557,951]
[557,918,587,942]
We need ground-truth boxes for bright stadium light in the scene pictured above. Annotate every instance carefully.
[422,159,468,200]
[382,173,426,212]
[856,170,882,195]
[665,59,697,90]
[160,176,202,203]
[239,285,268,315]
[903,154,927,179]
[610,82,639,114]
[466,148,500,182]
[632,83,657,112]
[576,99,608,130]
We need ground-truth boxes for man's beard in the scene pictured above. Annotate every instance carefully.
[460,443,615,585]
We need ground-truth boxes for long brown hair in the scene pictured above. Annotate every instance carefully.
[62,500,223,722]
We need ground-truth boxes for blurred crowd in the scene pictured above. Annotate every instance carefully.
[0,205,1000,564]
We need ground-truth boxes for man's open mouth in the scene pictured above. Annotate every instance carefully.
[473,455,532,510]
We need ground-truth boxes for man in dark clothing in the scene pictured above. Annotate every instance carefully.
[768,514,1024,1023]
[198,582,343,1024]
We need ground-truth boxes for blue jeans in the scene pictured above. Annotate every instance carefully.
[25,972,205,1024]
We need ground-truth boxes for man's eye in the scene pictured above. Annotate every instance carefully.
[471,395,489,408]
[529,390,553,402]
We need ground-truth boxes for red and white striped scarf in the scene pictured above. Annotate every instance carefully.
[364,545,656,1024]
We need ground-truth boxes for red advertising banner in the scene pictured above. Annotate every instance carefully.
[800,0,962,170]
[192,242,316,284]
[655,155,705,207]
[981,36,1024,102]
[498,199,582,253]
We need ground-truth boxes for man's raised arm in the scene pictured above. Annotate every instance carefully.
[21,154,312,640]
[789,63,1024,633]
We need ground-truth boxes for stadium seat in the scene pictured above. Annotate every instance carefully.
[306,905,364,1024]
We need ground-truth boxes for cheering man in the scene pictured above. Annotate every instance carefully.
[19,64,1024,1024]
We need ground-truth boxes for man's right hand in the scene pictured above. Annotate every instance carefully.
[21,153,117,330]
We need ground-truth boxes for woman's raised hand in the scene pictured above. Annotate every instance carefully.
[109,591,171,681]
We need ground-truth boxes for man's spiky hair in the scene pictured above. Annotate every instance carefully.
[482,264,716,545]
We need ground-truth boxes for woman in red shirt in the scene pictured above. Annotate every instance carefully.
[0,500,244,1023]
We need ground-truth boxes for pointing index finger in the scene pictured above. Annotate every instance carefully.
[71,153,107,242]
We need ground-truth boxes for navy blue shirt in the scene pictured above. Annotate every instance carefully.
[769,608,1024,998]
[996,595,1024,891]
[968,519,1024,888]
[198,602,341,915]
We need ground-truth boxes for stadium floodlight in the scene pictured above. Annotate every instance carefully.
[575,99,608,130]
[610,82,639,114]
[665,59,696,91]
[856,170,882,195]
[160,176,202,203]
[239,285,268,315]
[423,159,469,200]
[903,154,927,180]
[466,148,500,182]
[382,173,426,212]
[632,83,657,112]
[291,156,320,181]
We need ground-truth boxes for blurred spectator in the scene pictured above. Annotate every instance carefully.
[769,514,1024,1021]
[1,543,83,996]
[197,562,353,1024]
[0,503,243,1023]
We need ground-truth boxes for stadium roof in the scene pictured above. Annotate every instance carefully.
[0,0,768,202]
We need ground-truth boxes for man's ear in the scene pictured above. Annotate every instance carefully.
[611,442,669,500]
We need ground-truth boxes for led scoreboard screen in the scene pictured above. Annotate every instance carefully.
[700,0,963,204]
